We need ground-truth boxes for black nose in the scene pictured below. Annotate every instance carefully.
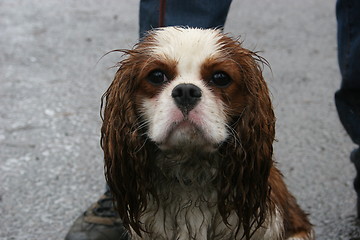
[171,83,202,113]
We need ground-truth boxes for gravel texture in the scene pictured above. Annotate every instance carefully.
[1,1,359,239]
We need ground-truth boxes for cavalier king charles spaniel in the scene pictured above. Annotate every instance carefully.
[101,27,314,240]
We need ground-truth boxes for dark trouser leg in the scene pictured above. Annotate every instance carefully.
[139,0,233,38]
[336,0,360,216]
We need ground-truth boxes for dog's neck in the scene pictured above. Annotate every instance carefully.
[154,147,221,191]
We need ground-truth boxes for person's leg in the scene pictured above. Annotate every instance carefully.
[335,0,360,216]
[139,0,233,38]
[139,0,159,37]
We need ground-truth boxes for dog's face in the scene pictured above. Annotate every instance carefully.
[134,28,253,151]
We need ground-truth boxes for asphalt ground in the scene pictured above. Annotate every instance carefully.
[1,1,359,239]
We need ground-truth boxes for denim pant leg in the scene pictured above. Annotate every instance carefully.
[335,0,360,146]
[336,0,360,206]
[139,0,232,38]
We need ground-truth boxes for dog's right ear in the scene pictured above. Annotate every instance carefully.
[100,51,154,236]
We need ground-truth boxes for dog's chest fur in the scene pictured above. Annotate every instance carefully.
[130,152,284,240]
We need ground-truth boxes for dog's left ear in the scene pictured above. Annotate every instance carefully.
[217,47,276,239]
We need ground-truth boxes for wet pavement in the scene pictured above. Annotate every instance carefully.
[0,1,359,239]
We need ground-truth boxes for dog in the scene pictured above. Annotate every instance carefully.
[101,27,314,240]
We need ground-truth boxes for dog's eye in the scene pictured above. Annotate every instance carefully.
[147,70,168,85]
[211,71,232,88]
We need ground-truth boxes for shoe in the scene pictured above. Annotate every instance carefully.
[65,190,130,240]
[351,148,360,218]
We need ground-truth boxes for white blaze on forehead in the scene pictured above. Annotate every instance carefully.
[149,27,223,76]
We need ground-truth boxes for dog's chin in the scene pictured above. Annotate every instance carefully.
[156,121,218,153]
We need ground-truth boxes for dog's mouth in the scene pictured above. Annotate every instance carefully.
[168,119,204,141]
[158,119,217,152]
[171,119,198,131]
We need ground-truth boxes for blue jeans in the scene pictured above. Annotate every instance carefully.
[139,0,232,38]
[337,0,360,206]
[335,0,360,147]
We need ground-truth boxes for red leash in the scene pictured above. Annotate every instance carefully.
[159,0,166,27]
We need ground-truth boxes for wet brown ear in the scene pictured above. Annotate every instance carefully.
[218,47,275,239]
[100,56,155,235]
